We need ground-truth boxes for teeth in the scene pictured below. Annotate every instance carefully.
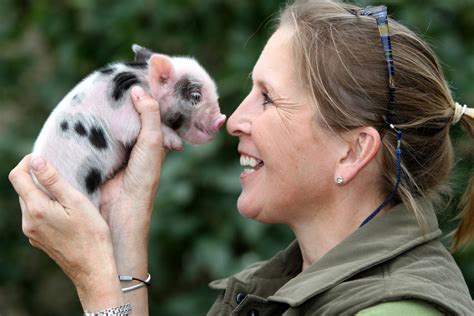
[240,155,260,167]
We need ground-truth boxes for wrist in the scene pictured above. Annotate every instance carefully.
[105,199,154,235]
[114,243,149,278]
[73,231,125,312]
[109,225,149,277]
[75,265,124,312]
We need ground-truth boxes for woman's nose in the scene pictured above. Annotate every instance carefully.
[227,94,252,137]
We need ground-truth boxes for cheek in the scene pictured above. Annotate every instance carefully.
[268,137,334,200]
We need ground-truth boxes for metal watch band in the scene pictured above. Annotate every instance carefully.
[83,302,132,316]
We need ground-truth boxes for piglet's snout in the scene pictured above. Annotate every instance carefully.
[182,113,226,145]
[212,114,226,133]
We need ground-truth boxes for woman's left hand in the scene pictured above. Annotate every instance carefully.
[8,154,123,311]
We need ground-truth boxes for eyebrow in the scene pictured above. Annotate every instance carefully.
[249,71,289,104]
[249,71,271,89]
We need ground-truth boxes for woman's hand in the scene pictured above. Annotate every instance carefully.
[99,86,166,260]
[98,86,166,314]
[8,155,123,312]
[100,86,166,236]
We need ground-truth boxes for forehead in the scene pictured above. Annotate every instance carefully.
[252,27,296,84]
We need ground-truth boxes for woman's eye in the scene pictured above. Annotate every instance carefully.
[262,92,273,106]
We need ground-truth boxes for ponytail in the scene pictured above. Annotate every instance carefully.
[452,107,474,250]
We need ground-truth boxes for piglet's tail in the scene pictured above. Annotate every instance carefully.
[452,106,474,250]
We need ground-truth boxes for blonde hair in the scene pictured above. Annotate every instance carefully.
[279,0,474,249]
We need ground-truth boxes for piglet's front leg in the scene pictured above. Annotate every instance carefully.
[161,125,183,150]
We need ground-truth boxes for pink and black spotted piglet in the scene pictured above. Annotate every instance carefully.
[31,44,226,208]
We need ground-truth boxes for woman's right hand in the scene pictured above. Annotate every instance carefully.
[99,86,166,267]
[99,86,166,238]
[8,154,124,312]
[97,86,166,315]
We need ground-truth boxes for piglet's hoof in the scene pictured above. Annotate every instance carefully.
[162,129,184,150]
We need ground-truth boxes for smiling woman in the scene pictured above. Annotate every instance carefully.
[221,0,474,314]
[6,0,474,315]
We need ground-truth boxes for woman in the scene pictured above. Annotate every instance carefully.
[8,0,474,314]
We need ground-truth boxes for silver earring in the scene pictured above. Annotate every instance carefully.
[336,176,344,185]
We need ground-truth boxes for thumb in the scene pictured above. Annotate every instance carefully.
[30,157,82,205]
[130,86,166,167]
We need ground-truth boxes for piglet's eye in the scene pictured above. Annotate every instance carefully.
[190,91,201,104]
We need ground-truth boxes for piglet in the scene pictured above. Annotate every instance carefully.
[31,44,226,208]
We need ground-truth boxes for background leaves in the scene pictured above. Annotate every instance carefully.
[1,0,473,315]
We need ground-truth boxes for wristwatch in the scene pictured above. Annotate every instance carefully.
[84,303,132,316]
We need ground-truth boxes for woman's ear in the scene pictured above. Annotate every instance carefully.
[334,127,381,185]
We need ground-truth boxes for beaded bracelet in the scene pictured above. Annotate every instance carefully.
[119,273,152,293]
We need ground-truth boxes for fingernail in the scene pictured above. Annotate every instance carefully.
[131,86,145,99]
[31,157,46,172]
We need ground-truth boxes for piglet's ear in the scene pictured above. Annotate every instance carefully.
[132,44,154,62]
[148,54,175,99]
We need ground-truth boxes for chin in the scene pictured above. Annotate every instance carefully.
[236,197,280,224]
[236,194,264,219]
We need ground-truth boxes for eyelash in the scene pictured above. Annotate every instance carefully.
[261,92,273,106]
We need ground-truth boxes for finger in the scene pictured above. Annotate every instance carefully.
[9,154,32,179]
[131,86,163,135]
[19,197,30,217]
[130,86,166,166]
[19,197,34,232]
[9,154,50,204]
[19,197,43,247]
[29,156,84,205]
[28,238,46,253]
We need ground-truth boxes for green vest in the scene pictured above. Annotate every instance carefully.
[208,204,474,315]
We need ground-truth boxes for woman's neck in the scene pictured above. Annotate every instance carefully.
[290,192,386,271]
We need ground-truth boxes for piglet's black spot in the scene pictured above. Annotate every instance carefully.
[60,121,69,131]
[125,61,148,69]
[84,168,102,194]
[175,76,202,105]
[74,122,88,137]
[112,72,140,101]
[168,113,185,130]
[99,65,115,75]
[88,127,108,150]
[71,93,83,105]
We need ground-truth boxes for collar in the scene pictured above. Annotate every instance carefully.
[209,203,442,307]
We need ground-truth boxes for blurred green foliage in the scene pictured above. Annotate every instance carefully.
[0,0,473,315]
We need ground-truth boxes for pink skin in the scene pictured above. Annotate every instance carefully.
[213,115,227,133]
[183,112,226,144]
[172,57,226,144]
[149,54,226,145]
